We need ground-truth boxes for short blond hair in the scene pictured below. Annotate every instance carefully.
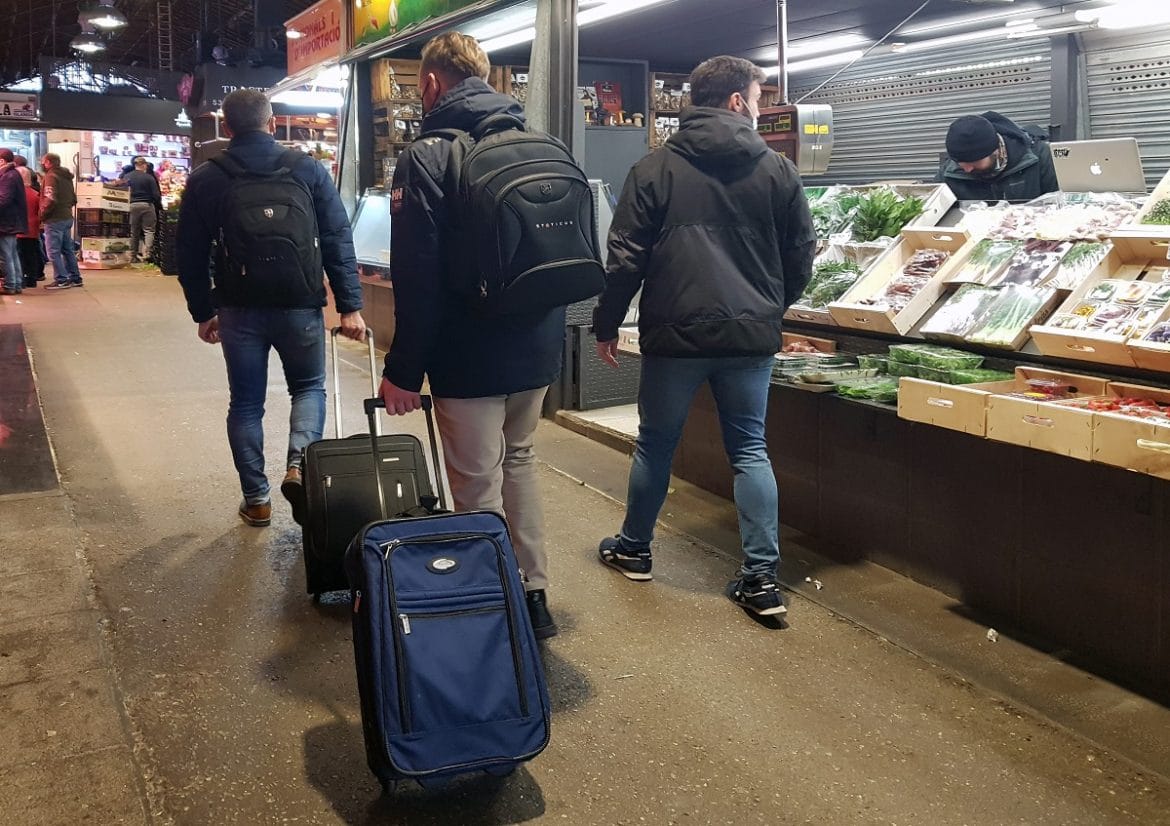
[421,32,490,83]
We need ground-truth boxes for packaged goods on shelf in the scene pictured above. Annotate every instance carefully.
[1045,241,1111,291]
[962,192,1142,241]
[994,239,1072,287]
[921,284,1002,341]
[945,238,1021,285]
[835,377,900,403]
[888,343,984,369]
[789,253,863,312]
[965,285,1061,350]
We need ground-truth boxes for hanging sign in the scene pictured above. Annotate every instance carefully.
[286,0,344,76]
[0,93,38,120]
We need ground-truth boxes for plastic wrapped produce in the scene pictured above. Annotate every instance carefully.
[951,239,1021,285]
[1142,322,1170,344]
[920,284,1001,339]
[792,255,863,310]
[945,368,1016,385]
[1046,242,1110,291]
[862,248,950,311]
[966,285,1057,348]
[995,239,1072,287]
[835,377,900,403]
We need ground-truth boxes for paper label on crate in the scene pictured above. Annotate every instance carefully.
[516,74,529,83]
[682,83,691,92]
[655,80,665,89]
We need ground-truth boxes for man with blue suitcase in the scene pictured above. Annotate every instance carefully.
[377,33,605,640]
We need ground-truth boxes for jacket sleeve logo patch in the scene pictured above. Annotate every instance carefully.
[390,187,405,214]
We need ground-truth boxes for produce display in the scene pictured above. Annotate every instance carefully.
[807,188,862,239]
[1046,242,1111,291]
[860,248,950,312]
[1045,277,1170,338]
[966,285,1057,348]
[950,239,1021,285]
[1141,199,1170,226]
[782,338,823,354]
[888,343,984,369]
[1143,322,1170,344]
[944,367,1016,385]
[1074,396,1170,421]
[835,377,900,403]
[965,193,1142,241]
[995,240,1072,287]
[920,284,1002,340]
[792,259,863,310]
[850,188,925,243]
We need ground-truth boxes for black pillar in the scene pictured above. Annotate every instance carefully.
[1050,34,1081,142]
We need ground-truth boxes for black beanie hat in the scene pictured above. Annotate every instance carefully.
[946,115,999,163]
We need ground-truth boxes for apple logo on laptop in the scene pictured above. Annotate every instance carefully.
[1090,161,1104,176]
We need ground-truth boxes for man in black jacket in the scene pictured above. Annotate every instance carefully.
[122,157,162,263]
[940,111,1059,202]
[593,55,815,618]
[0,149,28,296]
[377,33,564,639]
[177,89,366,527]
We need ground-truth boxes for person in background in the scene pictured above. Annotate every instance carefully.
[592,55,815,618]
[14,155,39,191]
[123,156,162,263]
[0,149,28,296]
[940,111,1059,202]
[376,32,565,639]
[176,89,366,527]
[15,165,43,287]
[39,153,84,291]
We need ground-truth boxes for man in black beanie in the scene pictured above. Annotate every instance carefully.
[939,111,1058,202]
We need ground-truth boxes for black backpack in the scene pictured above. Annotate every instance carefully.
[208,148,323,306]
[427,114,605,315]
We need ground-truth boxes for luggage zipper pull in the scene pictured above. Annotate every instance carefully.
[382,539,401,560]
[353,591,362,613]
[399,613,411,635]
[479,280,488,299]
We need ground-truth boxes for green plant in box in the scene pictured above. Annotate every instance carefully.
[851,188,926,243]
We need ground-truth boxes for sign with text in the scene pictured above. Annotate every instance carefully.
[0,93,38,120]
[194,64,287,115]
[285,0,343,76]
[353,0,497,49]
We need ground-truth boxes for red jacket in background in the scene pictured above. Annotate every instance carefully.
[18,186,39,239]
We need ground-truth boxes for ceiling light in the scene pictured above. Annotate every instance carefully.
[898,8,1034,36]
[1079,0,1170,29]
[271,89,345,108]
[286,29,304,39]
[786,33,869,59]
[70,23,107,54]
[481,0,673,53]
[84,1,128,31]
[782,49,867,74]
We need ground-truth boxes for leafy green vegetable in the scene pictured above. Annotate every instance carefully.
[851,188,926,243]
[1142,198,1170,225]
[795,260,863,309]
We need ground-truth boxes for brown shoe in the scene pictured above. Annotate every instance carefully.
[239,500,272,527]
[280,466,307,526]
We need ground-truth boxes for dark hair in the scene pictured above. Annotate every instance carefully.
[689,56,766,108]
[42,152,61,168]
[0,149,13,163]
[222,88,273,134]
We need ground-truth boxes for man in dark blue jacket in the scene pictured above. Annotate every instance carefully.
[377,33,563,638]
[593,56,815,619]
[177,89,366,527]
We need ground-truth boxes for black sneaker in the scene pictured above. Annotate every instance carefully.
[525,589,557,640]
[726,575,787,616]
[598,536,652,581]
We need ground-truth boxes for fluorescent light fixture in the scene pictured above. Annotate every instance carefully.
[1007,23,1094,38]
[783,49,866,74]
[899,9,1036,37]
[480,26,538,53]
[271,89,345,108]
[481,0,673,53]
[786,33,869,59]
[286,29,304,39]
[898,27,1014,53]
[1079,1,1170,29]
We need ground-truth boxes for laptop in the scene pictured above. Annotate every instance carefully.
[1049,138,1147,194]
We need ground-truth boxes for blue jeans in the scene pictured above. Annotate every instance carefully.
[218,307,326,505]
[43,219,82,285]
[0,235,22,291]
[621,354,779,579]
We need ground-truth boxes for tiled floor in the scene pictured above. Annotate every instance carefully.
[571,403,639,437]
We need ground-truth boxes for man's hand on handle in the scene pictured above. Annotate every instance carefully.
[338,311,367,341]
[596,339,620,369]
[198,316,220,344]
[379,377,422,416]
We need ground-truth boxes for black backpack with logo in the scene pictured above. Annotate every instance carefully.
[426,114,605,315]
[208,148,323,306]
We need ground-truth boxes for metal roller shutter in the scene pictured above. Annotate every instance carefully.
[1084,40,1170,189]
[791,40,1052,185]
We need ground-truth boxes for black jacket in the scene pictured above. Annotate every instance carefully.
[593,107,816,356]
[940,111,1059,202]
[176,131,362,323]
[384,77,567,398]
[0,164,28,236]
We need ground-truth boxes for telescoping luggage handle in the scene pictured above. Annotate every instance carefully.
[330,327,381,439]
[364,396,448,520]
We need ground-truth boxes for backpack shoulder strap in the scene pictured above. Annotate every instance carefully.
[207,151,248,178]
[275,148,305,174]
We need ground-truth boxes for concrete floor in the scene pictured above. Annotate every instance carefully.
[2,270,1170,825]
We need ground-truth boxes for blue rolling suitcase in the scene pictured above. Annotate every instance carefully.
[344,396,551,791]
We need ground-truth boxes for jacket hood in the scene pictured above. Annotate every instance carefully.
[422,77,526,134]
[668,107,770,169]
[980,111,1030,146]
[51,167,74,181]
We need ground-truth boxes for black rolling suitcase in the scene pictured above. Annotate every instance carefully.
[300,328,436,597]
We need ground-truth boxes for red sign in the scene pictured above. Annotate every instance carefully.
[285,0,343,77]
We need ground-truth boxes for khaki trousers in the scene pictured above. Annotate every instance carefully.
[433,387,550,591]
